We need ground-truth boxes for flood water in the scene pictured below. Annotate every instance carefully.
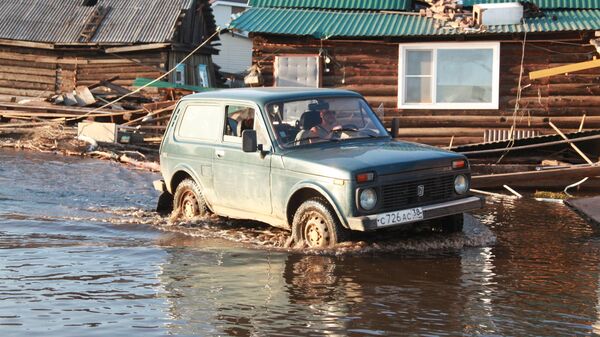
[1,149,600,337]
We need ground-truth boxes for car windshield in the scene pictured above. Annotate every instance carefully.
[265,97,389,148]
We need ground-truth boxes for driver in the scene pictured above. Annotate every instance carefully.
[309,108,339,139]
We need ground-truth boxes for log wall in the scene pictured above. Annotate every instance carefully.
[252,34,600,146]
[0,45,168,102]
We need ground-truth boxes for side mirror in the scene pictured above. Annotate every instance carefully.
[242,129,258,153]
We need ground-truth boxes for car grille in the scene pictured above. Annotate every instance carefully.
[381,175,455,212]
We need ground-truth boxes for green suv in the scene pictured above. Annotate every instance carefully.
[154,88,483,248]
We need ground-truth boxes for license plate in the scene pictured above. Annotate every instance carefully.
[376,207,424,227]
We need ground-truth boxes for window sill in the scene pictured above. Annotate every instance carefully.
[397,102,499,110]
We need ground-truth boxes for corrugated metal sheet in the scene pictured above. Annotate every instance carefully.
[230,7,600,38]
[0,0,195,44]
[461,0,600,9]
[249,0,412,11]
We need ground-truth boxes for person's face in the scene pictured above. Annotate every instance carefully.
[320,109,336,125]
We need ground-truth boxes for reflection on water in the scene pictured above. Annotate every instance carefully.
[1,149,600,336]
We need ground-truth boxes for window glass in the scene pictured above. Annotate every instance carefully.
[436,49,493,103]
[405,50,433,103]
[225,105,255,138]
[406,50,432,76]
[175,64,186,85]
[198,64,209,88]
[177,104,222,141]
[399,43,498,109]
[265,97,389,148]
[406,77,432,104]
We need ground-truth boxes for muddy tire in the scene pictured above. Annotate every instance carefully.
[292,198,348,248]
[437,213,464,233]
[173,179,209,220]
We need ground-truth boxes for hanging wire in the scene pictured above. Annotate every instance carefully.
[497,29,528,164]
[67,28,223,122]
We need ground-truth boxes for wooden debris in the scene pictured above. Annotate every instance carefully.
[419,0,476,31]
[74,86,96,106]
[472,164,600,189]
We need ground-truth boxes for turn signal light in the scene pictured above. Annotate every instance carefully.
[356,172,375,183]
[452,160,466,169]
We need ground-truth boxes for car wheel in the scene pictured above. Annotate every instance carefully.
[173,179,209,220]
[292,198,348,248]
[437,213,464,233]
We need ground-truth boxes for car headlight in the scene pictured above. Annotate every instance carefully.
[454,174,469,195]
[359,188,378,211]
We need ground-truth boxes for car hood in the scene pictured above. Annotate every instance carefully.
[281,139,465,179]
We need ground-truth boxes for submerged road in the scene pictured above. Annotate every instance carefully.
[1,149,600,336]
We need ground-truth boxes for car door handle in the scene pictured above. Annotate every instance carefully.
[215,150,225,158]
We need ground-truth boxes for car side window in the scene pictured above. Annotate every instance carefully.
[225,105,255,139]
[224,105,270,150]
[177,104,222,141]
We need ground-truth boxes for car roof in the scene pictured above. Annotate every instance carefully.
[181,87,363,105]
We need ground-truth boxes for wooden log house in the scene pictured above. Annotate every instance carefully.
[0,0,219,102]
[230,0,600,146]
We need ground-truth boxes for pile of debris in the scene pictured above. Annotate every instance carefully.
[419,0,475,30]
[50,76,152,110]
[419,0,544,31]
[0,76,190,170]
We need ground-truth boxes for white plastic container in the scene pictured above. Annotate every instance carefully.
[474,3,523,26]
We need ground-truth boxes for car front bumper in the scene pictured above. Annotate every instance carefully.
[346,195,484,231]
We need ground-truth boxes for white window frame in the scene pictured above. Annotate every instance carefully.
[398,42,500,110]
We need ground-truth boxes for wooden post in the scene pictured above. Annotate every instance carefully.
[549,121,594,165]
[579,114,586,132]
[391,118,400,138]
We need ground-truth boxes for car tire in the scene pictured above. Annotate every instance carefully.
[292,198,348,248]
[437,213,464,233]
[173,178,209,220]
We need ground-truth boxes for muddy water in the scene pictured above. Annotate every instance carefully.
[1,149,599,336]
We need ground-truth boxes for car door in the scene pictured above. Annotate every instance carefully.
[212,104,272,215]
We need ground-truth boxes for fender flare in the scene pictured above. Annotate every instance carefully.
[285,181,349,229]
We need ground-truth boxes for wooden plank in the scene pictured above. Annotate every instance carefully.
[0,72,55,84]
[530,59,600,80]
[459,133,600,155]
[0,51,80,65]
[472,165,600,189]
[0,79,53,91]
[0,88,54,98]
[0,109,140,118]
[0,65,57,77]
[0,102,119,114]
[0,39,55,50]
[548,121,594,165]
[104,43,170,53]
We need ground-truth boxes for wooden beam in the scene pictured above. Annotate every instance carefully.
[472,164,600,189]
[104,43,170,54]
[529,58,600,80]
[548,121,595,165]
[0,39,55,50]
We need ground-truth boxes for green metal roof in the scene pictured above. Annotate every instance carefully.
[461,0,600,9]
[249,0,412,11]
[230,7,600,38]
